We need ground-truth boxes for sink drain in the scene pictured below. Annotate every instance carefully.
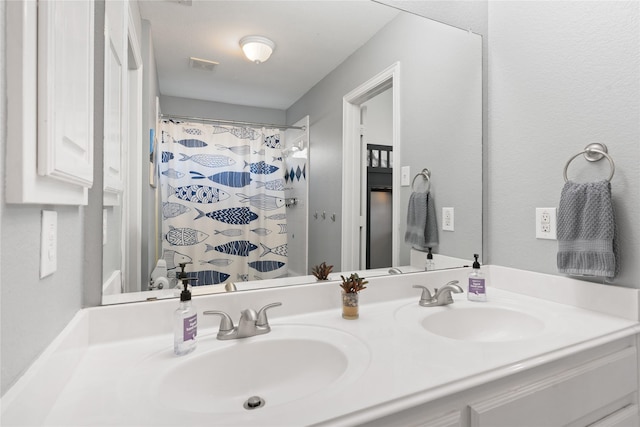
[243,396,266,410]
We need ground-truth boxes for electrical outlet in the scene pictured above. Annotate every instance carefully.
[536,207,557,240]
[442,207,454,231]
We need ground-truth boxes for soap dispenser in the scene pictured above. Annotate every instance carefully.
[425,247,435,271]
[467,254,486,302]
[174,275,197,356]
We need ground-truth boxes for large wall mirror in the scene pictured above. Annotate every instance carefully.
[101,0,482,304]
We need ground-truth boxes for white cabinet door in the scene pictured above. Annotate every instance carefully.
[469,347,638,427]
[6,0,94,205]
[38,0,94,188]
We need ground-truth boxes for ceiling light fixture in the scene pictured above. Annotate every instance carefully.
[240,36,275,64]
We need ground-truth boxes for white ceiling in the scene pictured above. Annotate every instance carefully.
[137,1,399,110]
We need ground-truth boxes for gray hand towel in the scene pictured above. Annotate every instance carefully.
[557,180,617,279]
[404,191,438,250]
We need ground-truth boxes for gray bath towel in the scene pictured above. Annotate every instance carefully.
[557,180,617,279]
[404,191,438,250]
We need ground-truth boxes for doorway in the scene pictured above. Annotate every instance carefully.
[341,62,400,272]
[365,144,393,269]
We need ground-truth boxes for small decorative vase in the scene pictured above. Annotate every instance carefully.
[342,291,359,320]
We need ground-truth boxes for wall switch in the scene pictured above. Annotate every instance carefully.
[442,207,454,231]
[536,207,557,240]
[401,166,410,186]
[40,210,57,278]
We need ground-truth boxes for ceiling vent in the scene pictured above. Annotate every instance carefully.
[189,57,219,72]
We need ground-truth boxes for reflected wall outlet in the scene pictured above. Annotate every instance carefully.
[40,210,57,278]
[536,207,557,240]
[442,207,454,231]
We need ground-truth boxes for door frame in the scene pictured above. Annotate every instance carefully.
[122,7,143,292]
[341,62,400,271]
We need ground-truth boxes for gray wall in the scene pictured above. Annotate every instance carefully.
[102,206,122,286]
[362,87,393,147]
[487,1,640,287]
[287,10,482,271]
[0,1,93,394]
[159,96,286,125]
[383,0,490,261]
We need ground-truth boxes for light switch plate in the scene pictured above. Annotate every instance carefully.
[401,166,410,186]
[40,210,57,278]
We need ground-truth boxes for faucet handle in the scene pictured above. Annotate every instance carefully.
[440,280,462,295]
[203,310,234,332]
[256,302,282,327]
[434,280,463,305]
[444,280,461,289]
[412,285,433,304]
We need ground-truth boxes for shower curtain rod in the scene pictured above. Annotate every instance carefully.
[159,113,306,131]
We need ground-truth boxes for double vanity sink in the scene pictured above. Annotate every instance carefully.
[143,296,551,416]
[3,266,640,426]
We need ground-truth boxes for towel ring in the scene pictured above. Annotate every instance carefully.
[563,143,615,183]
[411,168,431,192]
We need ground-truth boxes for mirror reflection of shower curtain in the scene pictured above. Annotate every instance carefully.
[158,120,288,286]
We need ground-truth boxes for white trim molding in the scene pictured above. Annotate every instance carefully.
[341,62,400,271]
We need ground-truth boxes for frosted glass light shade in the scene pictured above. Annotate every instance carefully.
[240,36,275,64]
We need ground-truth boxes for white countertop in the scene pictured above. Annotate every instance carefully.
[3,266,640,426]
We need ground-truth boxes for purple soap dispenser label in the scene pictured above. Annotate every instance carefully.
[183,314,197,340]
[469,278,485,295]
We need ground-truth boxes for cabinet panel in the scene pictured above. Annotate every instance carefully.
[588,404,639,427]
[37,0,94,187]
[360,408,462,427]
[6,0,93,205]
[420,410,462,427]
[469,347,638,427]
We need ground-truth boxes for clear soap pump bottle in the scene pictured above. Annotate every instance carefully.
[467,254,487,302]
[425,247,435,271]
[174,268,197,356]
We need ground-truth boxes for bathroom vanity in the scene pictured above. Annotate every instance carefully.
[2,266,639,426]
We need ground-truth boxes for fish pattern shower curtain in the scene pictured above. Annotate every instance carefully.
[158,120,288,286]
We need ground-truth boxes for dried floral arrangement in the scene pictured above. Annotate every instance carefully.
[339,273,368,294]
[312,262,333,281]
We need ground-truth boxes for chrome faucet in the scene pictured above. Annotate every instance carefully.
[388,267,403,275]
[204,302,282,340]
[413,281,463,307]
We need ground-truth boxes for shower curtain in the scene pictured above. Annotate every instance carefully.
[158,119,288,286]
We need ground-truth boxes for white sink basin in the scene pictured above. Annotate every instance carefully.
[396,302,547,342]
[133,325,371,414]
[422,306,546,342]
